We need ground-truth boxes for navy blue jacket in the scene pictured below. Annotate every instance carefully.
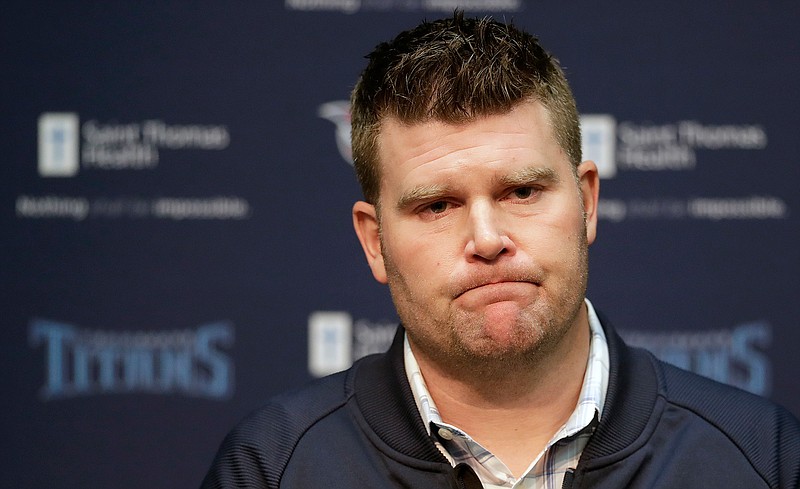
[202,318,800,488]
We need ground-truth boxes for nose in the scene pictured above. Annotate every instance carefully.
[464,202,516,261]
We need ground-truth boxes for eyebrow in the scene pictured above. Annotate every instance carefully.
[396,183,452,211]
[497,166,560,187]
[395,165,560,211]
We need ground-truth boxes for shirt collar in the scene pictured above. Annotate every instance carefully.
[404,298,609,436]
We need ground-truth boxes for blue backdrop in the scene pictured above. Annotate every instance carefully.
[2,2,798,488]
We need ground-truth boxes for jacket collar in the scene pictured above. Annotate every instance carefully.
[353,325,448,462]
[353,314,659,464]
[581,311,660,461]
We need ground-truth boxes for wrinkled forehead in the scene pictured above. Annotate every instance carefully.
[374,99,560,170]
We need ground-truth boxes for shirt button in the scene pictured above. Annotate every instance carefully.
[437,428,454,440]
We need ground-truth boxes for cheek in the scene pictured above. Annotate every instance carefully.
[390,219,453,260]
[395,238,454,297]
[540,197,587,237]
[409,247,448,282]
[383,226,442,278]
[516,212,585,261]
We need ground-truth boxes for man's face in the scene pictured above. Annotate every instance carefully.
[353,101,599,375]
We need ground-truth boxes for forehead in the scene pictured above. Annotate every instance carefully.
[375,100,567,189]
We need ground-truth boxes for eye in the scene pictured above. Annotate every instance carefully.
[416,199,456,220]
[506,186,542,202]
[426,201,449,214]
[512,187,534,199]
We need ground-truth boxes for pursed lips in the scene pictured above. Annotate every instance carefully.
[453,278,540,301]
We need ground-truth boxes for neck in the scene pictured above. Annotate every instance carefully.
[412,305,591,477]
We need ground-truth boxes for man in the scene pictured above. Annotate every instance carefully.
[202,12,799,489]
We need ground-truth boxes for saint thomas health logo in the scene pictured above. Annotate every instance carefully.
[38,112,80,177]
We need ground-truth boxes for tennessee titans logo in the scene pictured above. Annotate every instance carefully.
[318,101,353,165]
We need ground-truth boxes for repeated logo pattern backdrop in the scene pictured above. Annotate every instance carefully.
[2,2,798,488]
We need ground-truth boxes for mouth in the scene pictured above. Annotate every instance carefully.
[453,280,540,310]
[453,277,540,300]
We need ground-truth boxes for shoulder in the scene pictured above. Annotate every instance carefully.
[654,355,799,435]
[236,367,355,446]
[201,327,413,488]
[650,353,800,486]
[599,311,799,445]
[201,365,361,488]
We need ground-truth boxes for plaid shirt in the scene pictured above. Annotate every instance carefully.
[405,299,609,489]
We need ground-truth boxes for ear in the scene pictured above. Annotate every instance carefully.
[352,201,387,284]
[577,160,600,245]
